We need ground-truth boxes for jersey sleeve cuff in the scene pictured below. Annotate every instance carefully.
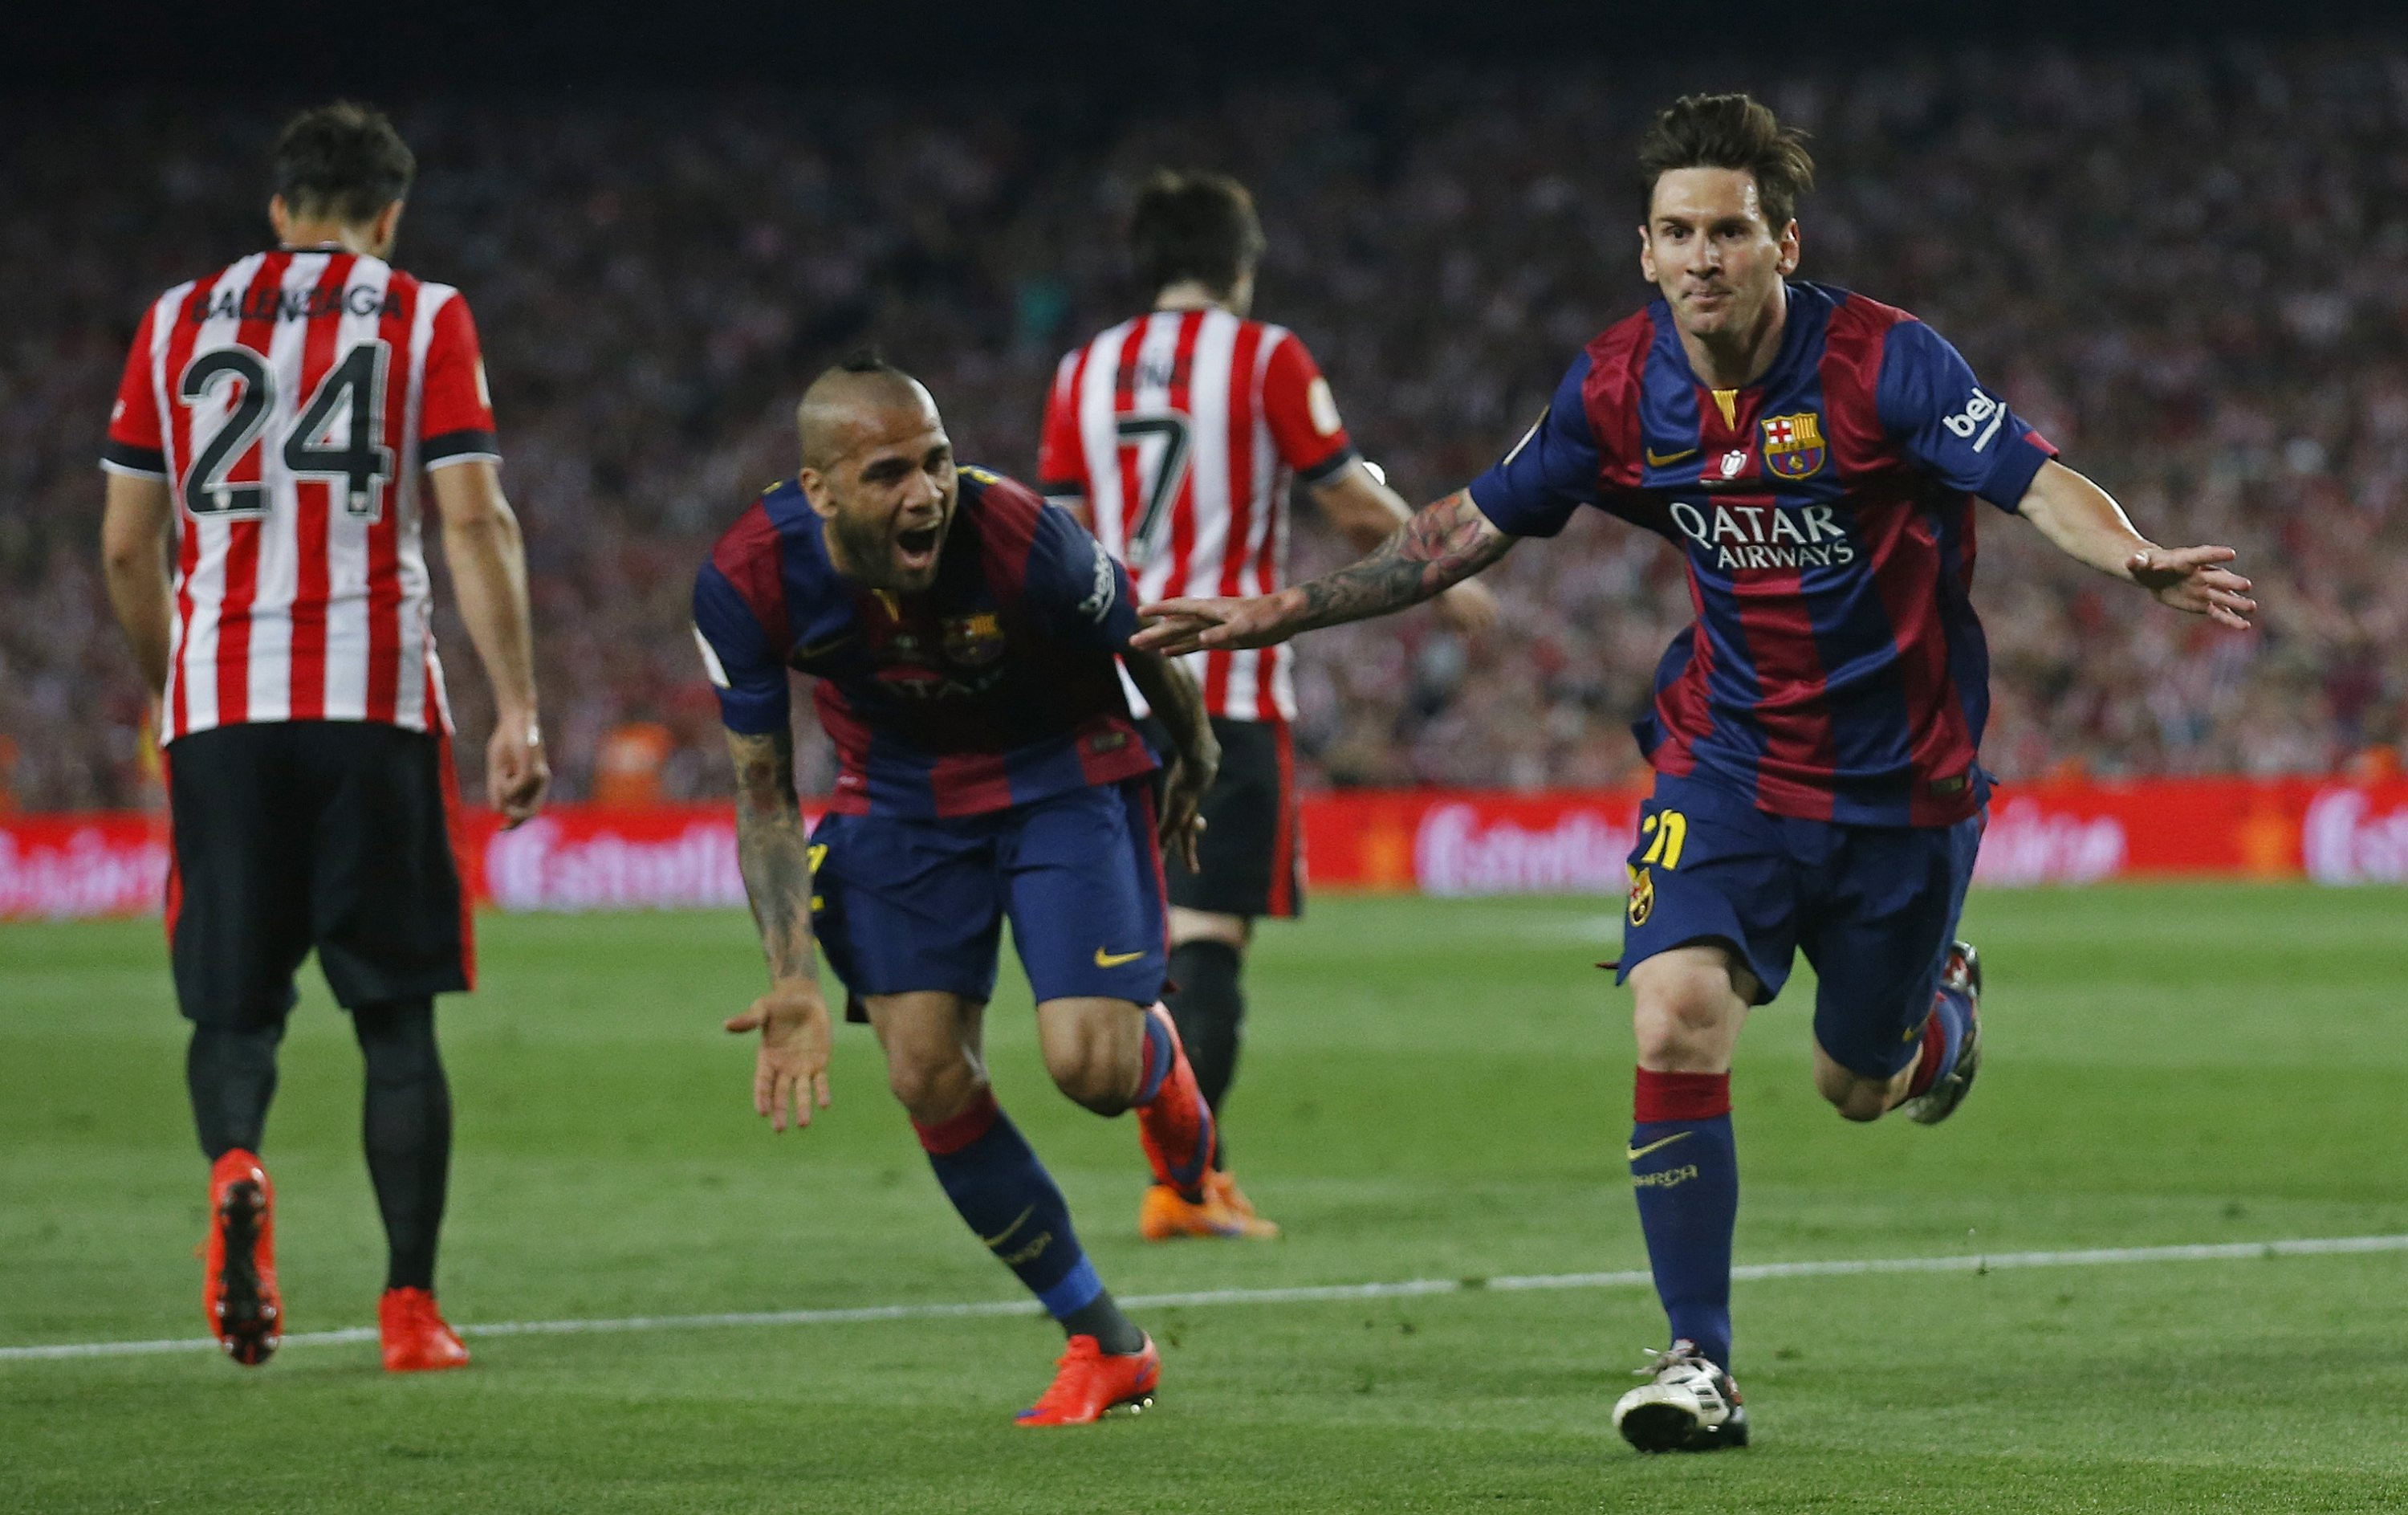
[422,429,501,468]
[714,693,792,735]
[1464,472,1572,540]
[1977,432,2056,511]
[1295,444,1358,486]
[100,440,168,479]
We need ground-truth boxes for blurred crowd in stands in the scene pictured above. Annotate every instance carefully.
[6,39,2406,810]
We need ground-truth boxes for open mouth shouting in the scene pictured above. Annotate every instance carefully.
[893,517,945,578]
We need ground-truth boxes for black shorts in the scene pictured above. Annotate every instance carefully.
[1139,715,1302,919]
[162,721,473,1028]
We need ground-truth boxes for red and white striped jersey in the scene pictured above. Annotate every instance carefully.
[103,247,499,743]
[1039,307,1356,723]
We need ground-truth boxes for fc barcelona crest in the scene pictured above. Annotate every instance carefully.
[1759,412,1827,480]
[942,612,1006,667]
[1627,865,1655,927]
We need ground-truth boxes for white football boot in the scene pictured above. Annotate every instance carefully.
[1612,1340,1749,1452]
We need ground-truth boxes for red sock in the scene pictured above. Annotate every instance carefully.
[1135,1005,1214,1200]
[1634,1068,1732,1122]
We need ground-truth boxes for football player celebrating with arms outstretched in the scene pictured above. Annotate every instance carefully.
[1136,93,2254,1452]
[694,355,1222,1425]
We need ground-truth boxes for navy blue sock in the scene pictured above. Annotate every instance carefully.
[1909,984,1973,1096]
[1629,1069,1739,1372]
[913,1087,1137,1349]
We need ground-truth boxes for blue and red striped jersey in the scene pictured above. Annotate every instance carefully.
[1470,281,2056,828]
[693,466,1155,818]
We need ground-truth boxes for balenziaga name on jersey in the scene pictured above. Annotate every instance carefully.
[187,283,396,324]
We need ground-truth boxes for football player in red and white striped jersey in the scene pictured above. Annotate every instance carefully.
[1039,171,1496,1240]
[98,103,547,1373]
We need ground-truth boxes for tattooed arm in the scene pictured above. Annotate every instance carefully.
[1133,489,1516,656]
[721,725,834,1132]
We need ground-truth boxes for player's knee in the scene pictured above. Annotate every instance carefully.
[1043,1035,1134,1114]
[1631,982,1741,1069]
[1628,949,1751,1070]
[885,1050,979,1124]
[1035,998,1145,1114]
[1810,1039,1902,1122]
[1813,1061,1890,1122]
[1828,1085,1888,1122]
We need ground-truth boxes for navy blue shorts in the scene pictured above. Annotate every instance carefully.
[1616,772,1983,1080]
[809,780,1169,1020]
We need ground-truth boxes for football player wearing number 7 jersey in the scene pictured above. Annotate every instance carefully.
[1039,171,1499,1242]
[1136,95,2255,1451]
[99,103,550,1374]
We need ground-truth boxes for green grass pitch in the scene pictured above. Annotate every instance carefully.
[5,884,2406,1513]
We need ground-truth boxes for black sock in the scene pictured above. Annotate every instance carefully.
[187,1022,285,1159]
[1059,1287,1147,1355]
[1165,939,1244,1126]
[352,999,451,1293]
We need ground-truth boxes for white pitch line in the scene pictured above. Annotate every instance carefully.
[6,1233,2403,1365]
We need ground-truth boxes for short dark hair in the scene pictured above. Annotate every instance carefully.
[834,345,897,376]
[1637,93,1816,229]
[271,102,415,224]
[1129,171,1265,299]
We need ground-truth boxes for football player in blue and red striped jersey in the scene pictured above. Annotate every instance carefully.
[1135,92,2255,1452]
[693,352,1222,1425]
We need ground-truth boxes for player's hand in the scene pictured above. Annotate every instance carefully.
[1134,592,1296,656]
[1434,578,1500,635]
[724,979,834,1133]
[2128,546,2256,630]
[1157,739,1220,873]
[486,705,551,828]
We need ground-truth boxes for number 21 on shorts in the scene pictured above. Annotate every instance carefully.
[1638,808,1688,869]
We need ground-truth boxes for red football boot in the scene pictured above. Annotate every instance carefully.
[379,1287,471,1373]
[1015,1334,1160,1426]
[1134,1004,1214,1203]
[203,1149,280,1366]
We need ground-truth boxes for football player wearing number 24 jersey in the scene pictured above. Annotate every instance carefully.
[100,104,550,1378]
[1136,93,2255,1452]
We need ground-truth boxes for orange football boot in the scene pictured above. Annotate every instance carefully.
[1015,1334,1160,1426]
[203,1149,280,1366]
[1139,1169,1282,1240]
[1134,1004,1214,1203]
[379,1287,471,1372]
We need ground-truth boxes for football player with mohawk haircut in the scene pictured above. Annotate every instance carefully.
[1136,92,2255,1452]
[695,354,1223,1425]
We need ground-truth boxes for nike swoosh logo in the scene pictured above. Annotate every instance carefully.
[1644,446,1699,467]
[979,1204,1035,1248]
[1627,1132,1695,1162]
[1094,947,1147,967]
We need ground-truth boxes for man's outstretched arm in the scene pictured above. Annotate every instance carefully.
[2013,460,2256,630]
[1135,489,1516,655]
[722,725,833,1132]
